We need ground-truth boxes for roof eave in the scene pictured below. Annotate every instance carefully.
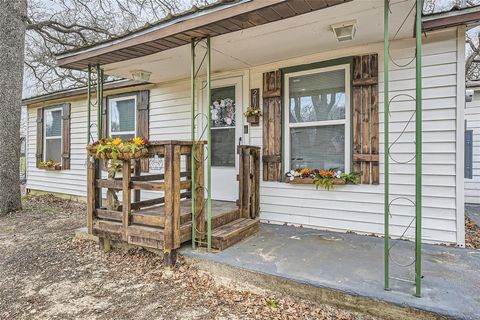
[422,6,480,32]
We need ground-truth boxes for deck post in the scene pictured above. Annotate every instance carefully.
[163,143,175,251]
[194,143,205,241]
[86,158,98,234]
[206,36,212,252]
[383,0,390,291]
[190,39,197,249]
[415,0,423,298]
[122,159,131,241]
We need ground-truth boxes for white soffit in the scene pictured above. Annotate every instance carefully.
[104,0,415,83]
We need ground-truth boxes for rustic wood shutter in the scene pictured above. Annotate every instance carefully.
[101,96,108,140]
[352,54,379,184]
[62,103,72,170]
[36,108,44,168]
[137,90,150,173]
[262,70,282,181]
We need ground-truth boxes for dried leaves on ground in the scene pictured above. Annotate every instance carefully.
[0,195,379,320]
[465,217,480,249]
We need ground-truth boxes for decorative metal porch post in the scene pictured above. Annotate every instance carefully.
[414,0,423,298]
[190,37,212,252]
[384,0,390,291]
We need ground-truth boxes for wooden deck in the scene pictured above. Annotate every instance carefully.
[87,142,261,263]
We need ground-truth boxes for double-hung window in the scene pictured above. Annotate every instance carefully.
[284,64,350,172]
[44,107,63,163]
[109,95,137,141]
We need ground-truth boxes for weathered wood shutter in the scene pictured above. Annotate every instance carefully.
[101,96,108,140]
[62,103,72,170]
[352,54,379,184]
[36,108,44,168]
[262,70,282,181]
[137,90,150,173]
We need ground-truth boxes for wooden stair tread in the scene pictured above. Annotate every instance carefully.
[211,218,259,250]
[212,218,259,241]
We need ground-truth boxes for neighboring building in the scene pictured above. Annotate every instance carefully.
[465,81,480,204]
[22,1,480,246]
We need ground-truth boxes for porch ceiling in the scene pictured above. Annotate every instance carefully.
[57,0,352,70]
[59,0,416,84]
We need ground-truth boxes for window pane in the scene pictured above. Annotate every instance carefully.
[289,69,345,123]
[46,110,62,137]
[110,98,135,133]
[211,86,235,128]
[45,138,62,163]
[111,133,135,141]
[290,125,345,171]
[211,128,235,167]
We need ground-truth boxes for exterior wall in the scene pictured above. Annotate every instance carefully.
[465,88,480,204]
[26,27,464,245]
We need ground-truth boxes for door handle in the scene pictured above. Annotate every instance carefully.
[238,137,242,146]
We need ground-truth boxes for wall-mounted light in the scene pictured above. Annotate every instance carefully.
[131,70,152,82]
[330,20,357,42]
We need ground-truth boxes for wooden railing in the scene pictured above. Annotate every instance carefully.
[87,140,205,263]
[237,145,261,219]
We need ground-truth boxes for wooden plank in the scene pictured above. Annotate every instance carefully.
[361,84,371,184]
[211,209,240,229]
[122,159,132,241]
[35,108,43,167]
[194,143,205,242]
[131,181,164,191]
[93,220,123,236]
[61,103,71,169]
[96,208,122,221]
[127,225,163,241]
[87,160,96,234]
[133,160,141,202]
[172,144,181,249]
[212,218,260,251]
[128,235,163,249]
[371,83,380,185]
[353,154,379,162]
[163,144,174,250]
[97,179,123,189]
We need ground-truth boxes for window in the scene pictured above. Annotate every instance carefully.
[210,86,236,167]
[284,65,350,172]
[44,107,63,163]
[109,96,136,141]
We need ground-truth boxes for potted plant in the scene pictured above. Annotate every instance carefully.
[285,168,360,190]
[38,161,62,171]
[86,137,150,160]
[244,106,262,125]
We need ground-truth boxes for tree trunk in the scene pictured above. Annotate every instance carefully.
[0,0,27,215]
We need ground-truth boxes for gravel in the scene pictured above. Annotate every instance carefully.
[0,195,381,320]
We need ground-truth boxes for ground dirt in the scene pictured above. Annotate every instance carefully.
[0,195,380,320]
[465,217,480,249]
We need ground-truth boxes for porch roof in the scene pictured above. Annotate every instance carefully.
[56,0,351,70]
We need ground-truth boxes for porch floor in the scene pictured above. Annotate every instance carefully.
[180,223,480,320]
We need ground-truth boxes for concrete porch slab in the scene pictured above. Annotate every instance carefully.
[180,223,480,320]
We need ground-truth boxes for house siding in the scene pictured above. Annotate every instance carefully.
[465,88,480,204]
[26,27,463,245]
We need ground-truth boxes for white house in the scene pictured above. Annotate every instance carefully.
[22,1,480,247]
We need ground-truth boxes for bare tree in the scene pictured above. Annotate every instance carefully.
[0,0,27,215]
[24,0,212,96]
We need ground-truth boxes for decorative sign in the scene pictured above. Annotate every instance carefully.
[250,88,260,110]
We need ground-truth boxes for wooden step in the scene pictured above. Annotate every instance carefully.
[211,218,259,251]
[126,223,192,250]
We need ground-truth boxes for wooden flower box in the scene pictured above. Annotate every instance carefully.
[247,115,260,126]
[286,177,345,185]
[40,165,62,171]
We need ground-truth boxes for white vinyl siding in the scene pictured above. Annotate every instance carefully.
[26,27,463,245]
[465,89,480,204]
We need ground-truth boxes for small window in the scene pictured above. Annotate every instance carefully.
[44,107,63,163]
[109,96,136,141]
[210,86,236,167]
[284,65,350,172]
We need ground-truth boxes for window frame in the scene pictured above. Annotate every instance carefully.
[43,106,63,163]
[108,95,137,140]
[283,64,351,173]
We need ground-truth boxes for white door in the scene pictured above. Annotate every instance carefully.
[202,77,243,201]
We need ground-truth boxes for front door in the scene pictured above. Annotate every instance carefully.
[202,77,243,201]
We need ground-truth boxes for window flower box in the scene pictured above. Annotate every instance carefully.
[38,161,62,171]
[285,168,359,190]
[244,106,262,126]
